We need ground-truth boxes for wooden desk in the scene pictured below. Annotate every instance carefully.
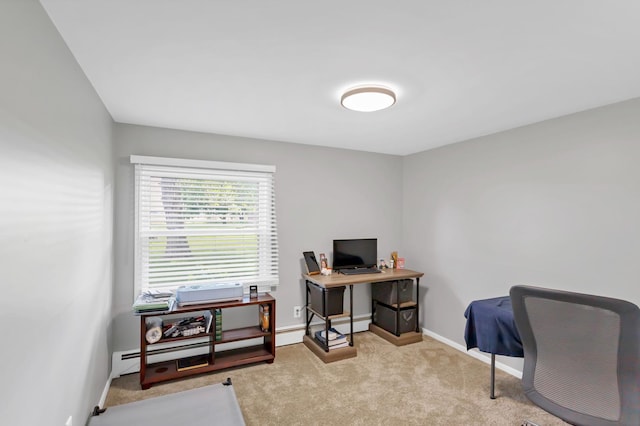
[304,268,424,288]
[303,269,424,362]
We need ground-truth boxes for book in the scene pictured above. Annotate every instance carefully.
[315,336,349,349]
[325,341,350,350]
[317,328,338,340]
[206,310,213,334]
[314,328,348,346]
[176,354,209,372]
[313,337,350,350]
[214,308,222,341]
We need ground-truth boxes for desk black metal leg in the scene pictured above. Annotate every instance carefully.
[395,281,401,336]
[349,284,354,346]
[415,277,420,333]
[305,280,311,336]
[490,353,496,399]
[323,287,330,352]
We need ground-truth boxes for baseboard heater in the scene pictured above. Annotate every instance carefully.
[112,316,373,378]
[112,337,262,378]
[121,340,209,361]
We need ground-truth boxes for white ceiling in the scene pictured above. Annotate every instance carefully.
[40,1,640,155]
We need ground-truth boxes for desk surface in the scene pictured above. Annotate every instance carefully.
[303,268,423,288]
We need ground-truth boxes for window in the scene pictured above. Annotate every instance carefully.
[131,155,279,296]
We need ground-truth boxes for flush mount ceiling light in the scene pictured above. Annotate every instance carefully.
[341,86,396,112]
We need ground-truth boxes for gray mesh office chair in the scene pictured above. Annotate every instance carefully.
[510,285,639,426]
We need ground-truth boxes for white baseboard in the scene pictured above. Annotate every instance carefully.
[422,328,522,378]
[98,376,112,409]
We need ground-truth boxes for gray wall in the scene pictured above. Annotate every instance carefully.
[0,1,114,425]
[113,124,403,351]
[403,98,640,369]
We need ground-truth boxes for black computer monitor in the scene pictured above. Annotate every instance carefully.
[332,238,377,271]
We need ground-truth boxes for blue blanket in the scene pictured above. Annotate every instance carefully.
[464,296,523,357]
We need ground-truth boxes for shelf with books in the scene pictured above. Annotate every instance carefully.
[139,293,275,389]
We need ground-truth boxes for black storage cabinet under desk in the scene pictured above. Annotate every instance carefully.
[308,282,345,317]
[373,303,417,335]
[371,279,414,305]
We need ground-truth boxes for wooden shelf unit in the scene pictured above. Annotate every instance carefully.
[139,294,275,389]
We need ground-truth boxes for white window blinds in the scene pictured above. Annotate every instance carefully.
[132,156,279,296]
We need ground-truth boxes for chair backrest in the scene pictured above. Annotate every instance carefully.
[510,285,639,426]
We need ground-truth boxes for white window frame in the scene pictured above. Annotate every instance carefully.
[131,155,279,298]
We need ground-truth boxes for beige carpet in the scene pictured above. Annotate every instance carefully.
[105,332,567,425]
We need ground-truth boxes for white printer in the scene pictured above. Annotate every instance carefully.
[176,282,244,306]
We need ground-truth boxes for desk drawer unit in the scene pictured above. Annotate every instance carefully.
[374,304,417,335]
[372,279,413,305]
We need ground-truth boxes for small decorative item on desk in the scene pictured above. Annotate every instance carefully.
[259,304,270,332]
[391,251,398,269]
[396,257,405,269]
[249,285,258,299]
[319,253,328,270]
[319,253,333,275]
[379,258,388,269]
